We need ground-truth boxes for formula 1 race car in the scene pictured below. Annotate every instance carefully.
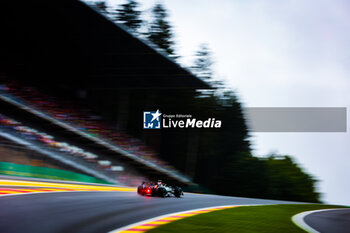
[137,181,184,198]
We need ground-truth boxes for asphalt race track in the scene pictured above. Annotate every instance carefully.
[0,190,299,233]
[304,208,350,233]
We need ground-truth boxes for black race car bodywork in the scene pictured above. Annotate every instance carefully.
[137,181,184,198]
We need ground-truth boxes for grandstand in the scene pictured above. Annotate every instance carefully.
[0,1,210,186]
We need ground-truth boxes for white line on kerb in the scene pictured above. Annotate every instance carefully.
[292,208,347,233]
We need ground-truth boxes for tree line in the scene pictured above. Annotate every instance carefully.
[92,0,320,203]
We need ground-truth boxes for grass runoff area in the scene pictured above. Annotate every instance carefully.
[148,204,346,233]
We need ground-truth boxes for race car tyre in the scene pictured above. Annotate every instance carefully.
[157,187,167,197]
[174,187,183,198]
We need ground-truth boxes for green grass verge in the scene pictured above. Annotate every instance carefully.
[0,162,111,184]
[148,204,346,233]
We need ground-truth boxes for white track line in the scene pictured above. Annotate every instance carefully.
[292,208,347,233]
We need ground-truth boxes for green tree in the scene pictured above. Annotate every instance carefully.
[94,1,108,13]
[115,0,142,33]
[147,3,175,56]
[192,44,213,83]
[191,44,226,96]
[265,155,320,202]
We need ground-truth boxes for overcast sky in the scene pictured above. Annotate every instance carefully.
[106,0,350,205]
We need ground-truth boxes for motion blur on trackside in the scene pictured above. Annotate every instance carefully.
[0,0,348,233]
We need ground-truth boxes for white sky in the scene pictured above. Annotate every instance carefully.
[106,0,350,205]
